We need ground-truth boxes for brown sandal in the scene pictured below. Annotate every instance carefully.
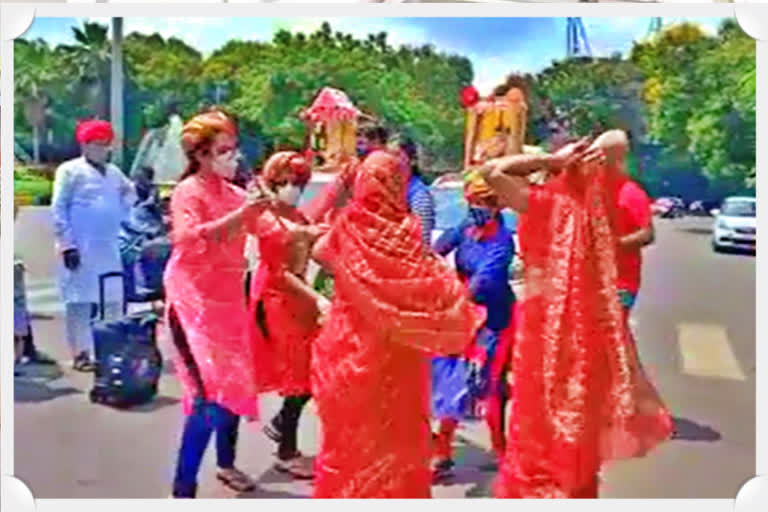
[216,467,256,492]
[274,453,315,480]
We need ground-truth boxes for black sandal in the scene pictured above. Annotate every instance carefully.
[432,459,455,483]
[216,468,256,492]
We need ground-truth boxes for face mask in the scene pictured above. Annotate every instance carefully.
[83,143,111,165]
[212,150,239,180]
[468,206,493,227]
[357,140,370,158]
[277,184,302,207]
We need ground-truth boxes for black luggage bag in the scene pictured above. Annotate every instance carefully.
[90,272,163,408]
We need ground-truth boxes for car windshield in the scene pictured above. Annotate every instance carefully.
[721,200,755,218]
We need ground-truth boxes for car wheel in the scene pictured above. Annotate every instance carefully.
[712,240,722,253]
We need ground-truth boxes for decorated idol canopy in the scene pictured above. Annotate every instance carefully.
[460,81,528,171]
[300,87,362,170]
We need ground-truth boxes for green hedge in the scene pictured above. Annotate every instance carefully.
[15,165,53,204]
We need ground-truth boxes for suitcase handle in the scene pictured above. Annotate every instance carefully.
[98,272,128,320]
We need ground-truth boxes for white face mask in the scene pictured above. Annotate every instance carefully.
[211,150,239,180]
[277,184,302,207]
[82,143,111,165]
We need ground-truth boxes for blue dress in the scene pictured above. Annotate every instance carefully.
[431,214,516,420]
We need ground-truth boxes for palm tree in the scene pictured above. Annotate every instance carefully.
[60,22,112,118]
[15,39,60,163]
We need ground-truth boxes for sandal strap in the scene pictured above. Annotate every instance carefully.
[218,468,255,489]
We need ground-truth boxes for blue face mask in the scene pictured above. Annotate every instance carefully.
[468,207,493,227]
[357,140,371,158]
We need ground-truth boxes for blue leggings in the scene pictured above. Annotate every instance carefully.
[172,400,240,498]
[169,307,240,498]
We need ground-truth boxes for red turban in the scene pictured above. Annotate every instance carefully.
[262,151,311,187]
[75,120,114,144]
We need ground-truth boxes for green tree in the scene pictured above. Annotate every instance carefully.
[14,39,67,162]
[59,22,112,118]
[13,18,754,192]
[203,23,470,169]
[531,56,646,143]
[631,20,755,187]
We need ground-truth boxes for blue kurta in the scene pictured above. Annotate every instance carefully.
[431,214,516,419]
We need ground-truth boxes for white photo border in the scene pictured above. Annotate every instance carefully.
[1,2,762,511]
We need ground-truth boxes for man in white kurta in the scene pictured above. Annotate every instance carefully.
[51,120,136,371]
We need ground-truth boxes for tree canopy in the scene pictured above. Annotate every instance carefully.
[14,19,755,198]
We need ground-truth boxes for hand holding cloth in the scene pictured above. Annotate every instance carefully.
[495,161,672,499]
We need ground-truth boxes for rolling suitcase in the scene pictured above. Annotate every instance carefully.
[89,272,163,408]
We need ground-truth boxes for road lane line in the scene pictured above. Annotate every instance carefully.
[677,323,746,381]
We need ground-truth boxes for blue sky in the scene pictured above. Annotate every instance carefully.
[25,16,729,95]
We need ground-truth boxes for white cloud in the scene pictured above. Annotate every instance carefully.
[80,17,228,55]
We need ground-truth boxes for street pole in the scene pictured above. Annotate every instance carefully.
[111,17,124,168]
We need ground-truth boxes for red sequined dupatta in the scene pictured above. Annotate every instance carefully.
[496,164,672,499]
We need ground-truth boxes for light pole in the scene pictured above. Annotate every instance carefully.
[110,17,124,168]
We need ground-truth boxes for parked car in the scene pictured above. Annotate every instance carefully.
[711,196,756,253]
[688,200,719,217]
[652,197,686,218]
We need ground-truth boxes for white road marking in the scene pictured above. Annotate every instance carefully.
[24,280,64,315]
[677,323,746,381]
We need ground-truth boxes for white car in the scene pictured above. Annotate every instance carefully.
[711,196,756,253]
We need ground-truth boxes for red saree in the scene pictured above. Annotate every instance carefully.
[249,207,318,396]
[311,151,485,498]
[495,165,672,499]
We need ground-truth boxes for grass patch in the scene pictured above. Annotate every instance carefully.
[15,179,52,198]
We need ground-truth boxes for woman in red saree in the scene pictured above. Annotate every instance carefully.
[310,150,486,498]
[248,151,329,478]
[477,134,672,498]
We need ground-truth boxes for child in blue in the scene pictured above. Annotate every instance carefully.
[431,170,516,481]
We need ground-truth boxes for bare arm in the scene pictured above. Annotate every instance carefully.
[282,271,326,306]
[478,164,531,213]
[301,161,356,223]
[477,138,597,214]
[483,153,557,177]
[487,136,596,178]
[312,230,335,274]
[619,223,655,249]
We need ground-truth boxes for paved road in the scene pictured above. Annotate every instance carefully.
[13,208,755,499]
